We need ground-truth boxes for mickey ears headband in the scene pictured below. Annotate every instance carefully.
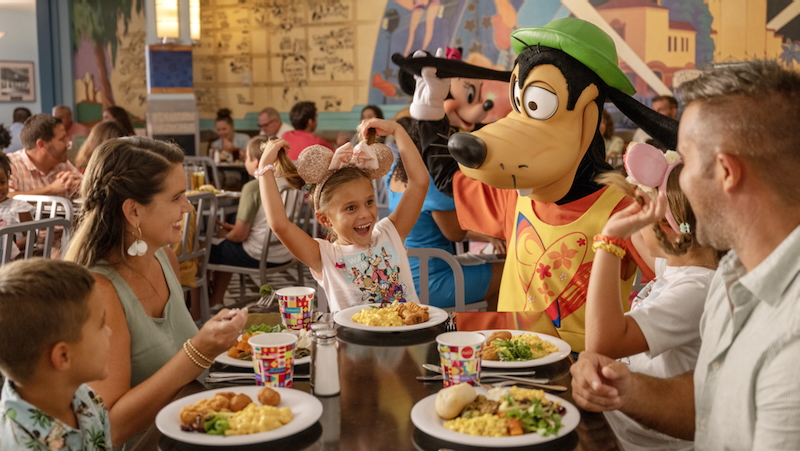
[296,141,394,210]
[624,143,685,234]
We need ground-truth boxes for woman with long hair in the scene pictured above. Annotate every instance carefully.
[74,121,128,172]
[66,137,246,448]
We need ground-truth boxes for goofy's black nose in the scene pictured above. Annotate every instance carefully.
[483,99,494,111]
[448,132,487,169]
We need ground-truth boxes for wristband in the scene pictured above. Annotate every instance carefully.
[254,164,275,178]
[592,241,626,259]
[593,234,626,248]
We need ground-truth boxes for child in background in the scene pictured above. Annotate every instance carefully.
[208,135,293,308]
[258,118,428,312]
[0,259,112,450]
[585,146,719,450]
[0,152,34,259]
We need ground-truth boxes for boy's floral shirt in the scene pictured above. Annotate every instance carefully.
[1,379,111,450]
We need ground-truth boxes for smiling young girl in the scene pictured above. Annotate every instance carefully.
[258,118,428,311]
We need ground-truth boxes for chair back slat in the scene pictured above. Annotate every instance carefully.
[406,247,487,313]
[13,195,74,221]
[0,218,72,265]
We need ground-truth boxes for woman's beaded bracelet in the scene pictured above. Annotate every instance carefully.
[183,341,211,369]
[592,241,626,259]
[185,339,215,364]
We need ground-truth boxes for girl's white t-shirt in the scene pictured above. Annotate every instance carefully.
[311,217,419,312]
[605,258,715,451]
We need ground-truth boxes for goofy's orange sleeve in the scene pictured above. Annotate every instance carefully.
[452,171,517,242]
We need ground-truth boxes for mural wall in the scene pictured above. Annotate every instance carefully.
[69,0,800,127]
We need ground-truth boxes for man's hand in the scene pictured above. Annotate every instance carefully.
[570,351,634,412]
[409,48,451,121]
[57,171,82,195]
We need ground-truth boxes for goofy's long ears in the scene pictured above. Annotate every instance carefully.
[606,87,679,150]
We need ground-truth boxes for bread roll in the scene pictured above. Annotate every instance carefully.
[435,383,477,420]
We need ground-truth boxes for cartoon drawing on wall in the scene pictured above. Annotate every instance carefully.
[71,0,145,126]
[372,0,800,117]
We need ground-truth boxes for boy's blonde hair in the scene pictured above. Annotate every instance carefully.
[246,135,269,161]
[0,259,95,383]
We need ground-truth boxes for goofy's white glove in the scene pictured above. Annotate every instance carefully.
[409,48,451,121]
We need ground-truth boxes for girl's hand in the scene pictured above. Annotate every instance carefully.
[192,308,249,357]
[259,138,289,169]
[601,190,667,240]
[360,118,398,138]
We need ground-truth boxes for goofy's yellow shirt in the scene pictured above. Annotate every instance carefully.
[453,173,649,351]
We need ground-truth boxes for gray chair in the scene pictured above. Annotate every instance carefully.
[407,247,488,313]
[0,217,72,265]
[13,194,74,221]
[207,187,306,304]
[175,192,218,322]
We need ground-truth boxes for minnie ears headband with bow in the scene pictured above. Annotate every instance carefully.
[624,143,688,235]
[296,141,394,209]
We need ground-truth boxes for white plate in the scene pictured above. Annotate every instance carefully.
[477,330,571,368]
[214,352,310,368]
[156,386,322,446]
[410,387,579,447]
[334,304,448,333]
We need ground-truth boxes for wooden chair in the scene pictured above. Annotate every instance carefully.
[407,247,489,313]
[13,194,74,221]
[207,187,306,304]
[0,217,72,265]
[175,192,218,322]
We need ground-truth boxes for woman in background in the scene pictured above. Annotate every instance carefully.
[75,121,128,172]
[210,108,250,162]
[103,106,136,136]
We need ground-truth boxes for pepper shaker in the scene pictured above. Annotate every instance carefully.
[311,328,340,397]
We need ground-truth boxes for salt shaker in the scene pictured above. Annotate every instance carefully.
[311,328,340,397]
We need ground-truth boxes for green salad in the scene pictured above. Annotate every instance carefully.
[500,393,565,436]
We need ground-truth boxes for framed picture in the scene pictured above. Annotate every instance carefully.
[0,61,35,102]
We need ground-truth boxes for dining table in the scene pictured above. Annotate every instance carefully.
[132,312,622,451]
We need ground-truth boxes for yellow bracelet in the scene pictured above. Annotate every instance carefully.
[183,342,211,369]
[592,241,626,259]
[185,339,215,364]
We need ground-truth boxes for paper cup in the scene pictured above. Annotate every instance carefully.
[436,332,485,387]
[249,333,298,387]
[277,287,314,330]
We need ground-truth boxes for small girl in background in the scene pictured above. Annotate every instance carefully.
[258,118,429,312]
[0,153,33,259]
[585,144,719,451]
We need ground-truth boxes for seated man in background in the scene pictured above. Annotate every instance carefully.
[571,61,800,450]
[52,105,89,150]
[631,95,678,149]
[208,135,292,308]
[9,114,82,198]
[258,107,294,138]
[282,101,333,160]
[5,107,31,154]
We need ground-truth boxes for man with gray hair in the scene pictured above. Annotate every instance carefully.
[570,61,800,449]
[52,105,89,145]
[257,107,293,138]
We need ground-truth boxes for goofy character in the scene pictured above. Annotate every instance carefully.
[394,18,677,351]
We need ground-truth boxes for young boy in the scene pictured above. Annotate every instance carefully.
[208,135,292,307]
[0,259,112,450]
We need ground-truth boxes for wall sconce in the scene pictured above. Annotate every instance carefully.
[155,0,180,40]
[190,0,201,40]
[0,32,5,40]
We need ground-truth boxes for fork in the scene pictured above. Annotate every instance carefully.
[445,312,456,332]
[256,291,276,308]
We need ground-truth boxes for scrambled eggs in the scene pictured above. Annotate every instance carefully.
[225,403,293,436]
[512,334,559,358]
[444,414,508,437]
[351,304,404,327]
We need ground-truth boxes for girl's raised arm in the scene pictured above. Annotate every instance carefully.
[258,139,323,274]
[362,118,428,240]
[585,191,667,359]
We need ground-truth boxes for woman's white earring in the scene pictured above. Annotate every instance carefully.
[127,227,148,257]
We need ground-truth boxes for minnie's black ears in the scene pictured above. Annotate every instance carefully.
[392,52,512,96]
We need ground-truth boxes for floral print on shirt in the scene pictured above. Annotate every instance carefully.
[1,379,111,450]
